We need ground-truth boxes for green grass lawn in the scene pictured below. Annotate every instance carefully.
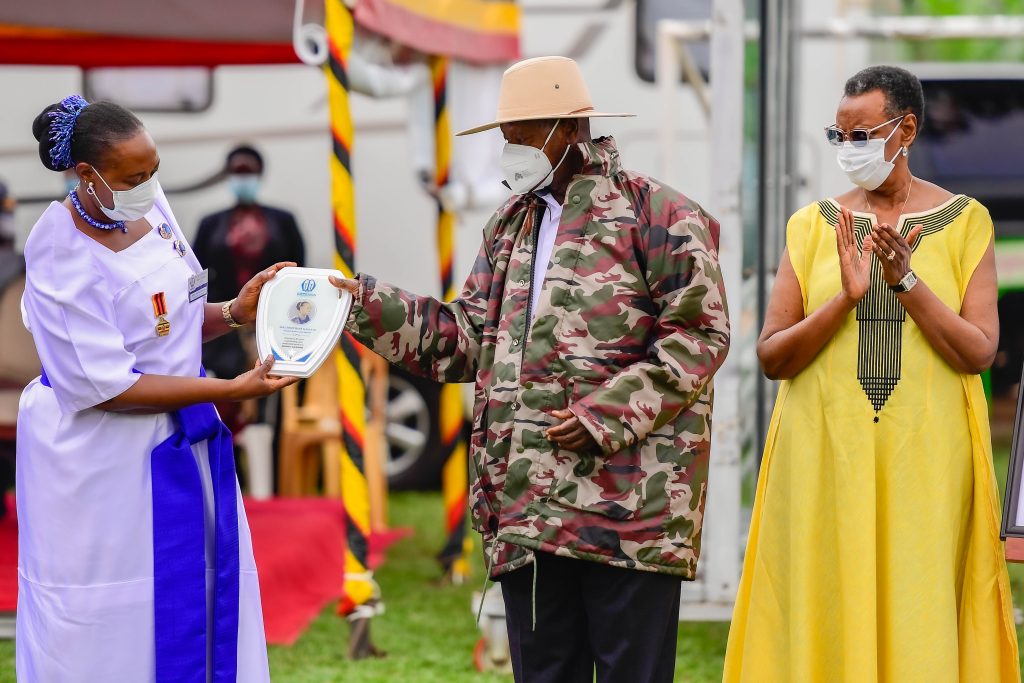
[2,443,1023,682]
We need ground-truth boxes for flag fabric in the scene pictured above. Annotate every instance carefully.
[353,0,519,65]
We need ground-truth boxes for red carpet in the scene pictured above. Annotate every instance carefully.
[0,496,15,613]
[246,498,348,645]
[0,495,408,646]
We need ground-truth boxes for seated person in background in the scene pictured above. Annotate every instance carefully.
[193,144,305,434]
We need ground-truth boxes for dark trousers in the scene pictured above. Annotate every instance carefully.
[497,551,681,683]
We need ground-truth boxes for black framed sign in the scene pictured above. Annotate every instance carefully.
[1000,363,1024,561]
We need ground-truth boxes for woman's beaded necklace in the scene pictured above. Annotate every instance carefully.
[69,189,127,233]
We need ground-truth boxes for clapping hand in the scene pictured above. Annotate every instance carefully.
[870,222,921,287]
[836,206,874,304]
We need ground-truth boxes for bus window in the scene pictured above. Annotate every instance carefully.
[911,78,1024,237]
[911,76,1024,397]
[634,0,711,84]
[84,67,214,113]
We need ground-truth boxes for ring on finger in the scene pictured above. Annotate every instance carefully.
[886,250,896,261]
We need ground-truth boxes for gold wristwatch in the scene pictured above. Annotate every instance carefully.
[222,299,245,328]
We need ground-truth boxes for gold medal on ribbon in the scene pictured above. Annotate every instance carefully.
[152,292,170,337]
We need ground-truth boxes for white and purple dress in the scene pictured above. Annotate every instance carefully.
[15,189,270,682]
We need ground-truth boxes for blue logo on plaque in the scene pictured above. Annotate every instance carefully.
[301,279,317,293]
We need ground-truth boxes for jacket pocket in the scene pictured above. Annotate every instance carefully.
[570,376,601,397]
[568,376,603,408]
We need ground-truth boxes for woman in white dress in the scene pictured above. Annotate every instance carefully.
[16,95,299,682]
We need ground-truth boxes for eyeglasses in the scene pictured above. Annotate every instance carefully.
[824,115,905,147]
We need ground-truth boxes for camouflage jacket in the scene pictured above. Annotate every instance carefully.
[347,137,729,578]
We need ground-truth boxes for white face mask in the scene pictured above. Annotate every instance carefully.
[501,121,570,195]
[835,116,906,191]
[91,169,159,222]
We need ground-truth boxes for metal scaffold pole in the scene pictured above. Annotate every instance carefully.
[701,0,746,611]
[753,0,798,464]
[756,0,802,464]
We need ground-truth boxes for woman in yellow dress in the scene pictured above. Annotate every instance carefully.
[724,65,1020,682]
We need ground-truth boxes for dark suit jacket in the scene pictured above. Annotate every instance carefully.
[193,204,305,379]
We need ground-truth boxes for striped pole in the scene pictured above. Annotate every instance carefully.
[325,0,379,655]
[431,56,472,584]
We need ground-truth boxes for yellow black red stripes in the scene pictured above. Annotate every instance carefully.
[432,56,471,578]
[325,0,374,616]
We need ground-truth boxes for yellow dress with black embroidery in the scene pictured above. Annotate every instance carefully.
[724,195,1020,682]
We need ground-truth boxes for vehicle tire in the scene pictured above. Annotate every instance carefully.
[382,366,445,490]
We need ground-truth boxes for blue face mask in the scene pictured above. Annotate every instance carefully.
[229,174,261,204]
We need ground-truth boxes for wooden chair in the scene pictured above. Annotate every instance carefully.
[277,352,342,497]
[275,350,391,526]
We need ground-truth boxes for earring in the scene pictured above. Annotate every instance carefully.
[86,182,96,196]
[901,147,909,158]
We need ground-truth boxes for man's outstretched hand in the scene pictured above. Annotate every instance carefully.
[329,275,359,296]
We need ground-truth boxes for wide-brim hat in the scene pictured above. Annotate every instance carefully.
[456,56,635,136]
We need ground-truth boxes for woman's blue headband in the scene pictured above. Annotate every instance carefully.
[48,94,89,170]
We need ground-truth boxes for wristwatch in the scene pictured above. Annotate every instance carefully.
[222,299,245,328]
[889,270,918,293]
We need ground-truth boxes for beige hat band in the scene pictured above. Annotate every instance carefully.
[497,105,596,119]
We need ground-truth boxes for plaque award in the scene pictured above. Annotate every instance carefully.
[255,267,352,378]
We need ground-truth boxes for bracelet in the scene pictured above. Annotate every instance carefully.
[222,299,245,328]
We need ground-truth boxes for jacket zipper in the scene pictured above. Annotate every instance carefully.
[521,203,544,363]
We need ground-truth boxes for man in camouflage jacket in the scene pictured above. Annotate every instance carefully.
[333,57,729,683]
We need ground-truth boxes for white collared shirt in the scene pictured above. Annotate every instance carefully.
[531,192,563,319]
